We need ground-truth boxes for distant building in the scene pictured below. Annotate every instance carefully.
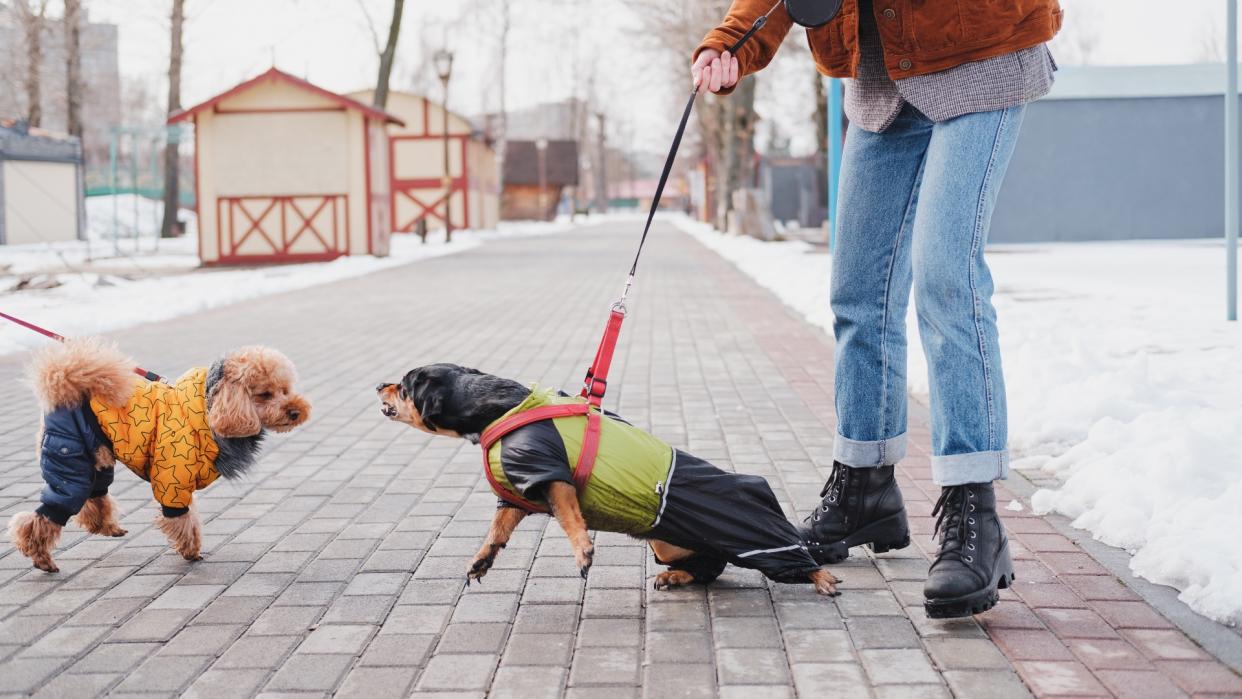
[170,68,401,265]
[0,4,121,165]
[0,120,84,245]
[758,155,826,229]
[502,140,578,221]
[348,89,499,232]
[992,64,1236,243]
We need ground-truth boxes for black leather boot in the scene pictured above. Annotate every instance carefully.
[923,482,1015,619]
[799,462,911,564]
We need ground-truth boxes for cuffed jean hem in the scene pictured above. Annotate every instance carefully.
[931,450,1009,486]
[834,432,908,467]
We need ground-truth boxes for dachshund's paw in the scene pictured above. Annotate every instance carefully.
[810,568,841,596]
[576,545,594,579]
[101,525,128,537]
[181,551,203,562]
[652,569,695,590]
[467,558,493,583]
[467,543,504,583]
[33,557,59,574]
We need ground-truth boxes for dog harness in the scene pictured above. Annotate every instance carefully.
[90,367,220,510]
[480,387,673,535]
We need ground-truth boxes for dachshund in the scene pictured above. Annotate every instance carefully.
[377,364,840,596]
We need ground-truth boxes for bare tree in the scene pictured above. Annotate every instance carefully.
[15,0,50,127]
[160,0,185,238]
[632,0,761,230]
[372,0,406,109]
[64,0,84,140]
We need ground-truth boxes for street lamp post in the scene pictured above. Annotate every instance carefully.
[433,48,454,243]
[536,138,549,221]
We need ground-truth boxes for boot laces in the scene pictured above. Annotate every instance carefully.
[931,486,978,564]
[805,462,848,524]
[819,463,847,509]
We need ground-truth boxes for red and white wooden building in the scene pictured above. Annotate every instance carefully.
[348,89,498,233]
[170,68,403,265]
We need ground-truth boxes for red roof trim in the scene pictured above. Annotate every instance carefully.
[168,67,405,126]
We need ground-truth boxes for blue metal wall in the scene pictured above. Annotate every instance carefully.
[991,95,1230,243]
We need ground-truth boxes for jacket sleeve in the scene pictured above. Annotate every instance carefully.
[695,0,794,95]
[152,463,196,514]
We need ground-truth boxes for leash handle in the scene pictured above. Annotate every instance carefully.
[0,311,166,383]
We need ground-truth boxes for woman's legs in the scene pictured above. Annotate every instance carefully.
[909,104,1026,617]
[831,106,933,465]
[911,104,1025,485]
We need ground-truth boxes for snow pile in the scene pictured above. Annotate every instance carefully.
[85,194,199,241]
[677,217,1242,624]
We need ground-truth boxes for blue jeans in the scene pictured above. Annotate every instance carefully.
[831,103,1025,486]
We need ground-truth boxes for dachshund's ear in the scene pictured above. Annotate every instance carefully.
[208,378,262,438]
[403,368,447,431]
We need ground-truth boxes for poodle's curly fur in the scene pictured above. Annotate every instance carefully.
[8,511,62,572]
[29,337,135,413]
[156,506,203,561]
[75,495,127,537]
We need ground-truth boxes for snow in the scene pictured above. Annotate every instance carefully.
[1006,500,1025,513]
[676,217,1242,625]
[0,195,585,358]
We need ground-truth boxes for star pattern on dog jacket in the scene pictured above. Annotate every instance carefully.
[90,368,220,509]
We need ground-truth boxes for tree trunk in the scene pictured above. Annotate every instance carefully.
[495,0,510,186]
[160,0,185,238]
[372,0,405,109]
[65,0,83,140]
[19,1,46,127]
[711,76,758,231]
[813,73,828,166]
[594,111,608,213]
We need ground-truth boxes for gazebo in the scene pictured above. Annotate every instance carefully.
[170,68,403,265]
[347,89,499,233]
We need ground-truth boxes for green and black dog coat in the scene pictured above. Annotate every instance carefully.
[482,387,821,584]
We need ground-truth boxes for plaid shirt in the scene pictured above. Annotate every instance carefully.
[845,0,1056,133]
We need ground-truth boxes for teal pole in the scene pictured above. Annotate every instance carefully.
[827,78,843,252]
[1228,0,1238,321]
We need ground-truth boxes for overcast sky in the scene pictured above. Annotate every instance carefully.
[80,0,1227,158]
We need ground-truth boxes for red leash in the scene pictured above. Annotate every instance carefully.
[576,8,778,408]
[0,311,165,382]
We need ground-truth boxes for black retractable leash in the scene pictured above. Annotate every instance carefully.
[620,0,843,297]
[579,0,842,407]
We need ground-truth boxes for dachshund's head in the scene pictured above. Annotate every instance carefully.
[207,347,311,439]
[376,363,529,441]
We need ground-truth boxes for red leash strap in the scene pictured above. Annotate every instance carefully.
[580,307,625,407]
[480,402,602,513]
[0,311,165,382]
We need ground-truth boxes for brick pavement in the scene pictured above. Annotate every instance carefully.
[0,221,1239,697]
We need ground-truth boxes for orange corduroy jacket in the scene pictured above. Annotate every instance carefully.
[697,0,1063,90]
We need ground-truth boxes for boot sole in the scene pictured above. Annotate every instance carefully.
[806,511,911,565]
[923,542,1016,619]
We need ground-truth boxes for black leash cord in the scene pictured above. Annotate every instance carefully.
[620,1,781,298]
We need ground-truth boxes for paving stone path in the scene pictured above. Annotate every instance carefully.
[1,221,1240,698]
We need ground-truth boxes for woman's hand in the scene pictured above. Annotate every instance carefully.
[692,49,739,94]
